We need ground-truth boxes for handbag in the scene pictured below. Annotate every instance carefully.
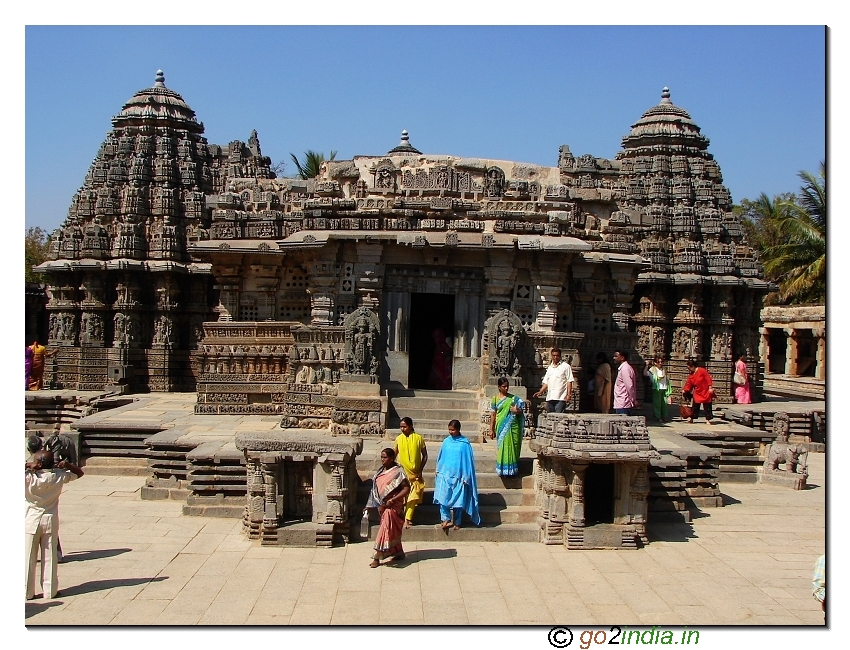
[680,402,693,420]
[733,371,746,385]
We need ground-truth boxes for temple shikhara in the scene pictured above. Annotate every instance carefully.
[33,72,781,547]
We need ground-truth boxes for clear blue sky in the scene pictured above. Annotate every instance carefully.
[26,25,824,233]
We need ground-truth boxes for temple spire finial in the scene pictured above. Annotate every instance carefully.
[660,86,671,104]
[155,70,165,86]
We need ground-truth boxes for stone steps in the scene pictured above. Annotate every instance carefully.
[387,389,484,443]
[81,456,150,476]
[356,450,534,475]
[389,426,483,443]
[365,522,539,543]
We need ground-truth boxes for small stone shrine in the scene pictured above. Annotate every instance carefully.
[235,431,363,546]
[531,413,658,549]
[34,72,771,418]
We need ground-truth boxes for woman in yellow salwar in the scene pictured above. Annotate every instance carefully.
[489,377,524,476]
[394,417,427,528]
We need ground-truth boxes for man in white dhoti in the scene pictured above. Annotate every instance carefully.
[26,449,83,600]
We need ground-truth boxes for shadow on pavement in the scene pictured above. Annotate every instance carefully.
[721,493,742,506]
[24,601,64,619]
[646,523,698,543]
[61,548,133,563]
[55,576,168,598]
[386,548,458,567]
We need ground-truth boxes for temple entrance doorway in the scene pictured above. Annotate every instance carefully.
[408,293,455,390]
[584,463,615,525]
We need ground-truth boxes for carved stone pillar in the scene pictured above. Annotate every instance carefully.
[784,328,799,376]
[261,454,280,545]
[354,242,384,311]
[813,328,825,381]
[609,266,637,332]
[533,284,563,332]
[79,273,106,347]
[484,253,517,315]
[629,463,650,544]
[759,327,770,370]
[112,274,143,349]
[307,261,338,326]
[245,457,265,540]
[212,262,242,322]
[46,276,81,347]
[569,462,587,527]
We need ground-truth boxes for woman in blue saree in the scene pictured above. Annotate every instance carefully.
[489,377,524,476]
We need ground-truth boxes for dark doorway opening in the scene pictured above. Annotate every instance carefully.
[282,461,313,522]
[768,329,787,374]
[409,293,455,390]
[795,331,816,377]
[584,463,615,525]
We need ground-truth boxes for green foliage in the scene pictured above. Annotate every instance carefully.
[288,150,337,180]
[25,227,50,284]
[736,163,825,305]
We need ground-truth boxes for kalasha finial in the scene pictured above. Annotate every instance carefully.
[155,70,165,86]
[399,130,410,144]
[660,87,671,104]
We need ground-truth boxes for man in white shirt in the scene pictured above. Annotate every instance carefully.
[533,348,574,413]
[26,449,83,600]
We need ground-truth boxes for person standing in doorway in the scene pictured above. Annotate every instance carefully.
[594,352,613,414]
[644,356,672,422]
[533,348,574,413]
[394,417,427,529]
[613,349,637,415]
[682,359,716,424]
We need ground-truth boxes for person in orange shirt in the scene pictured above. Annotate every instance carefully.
[682,359,716,424]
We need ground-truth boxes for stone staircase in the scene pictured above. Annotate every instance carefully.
[387,389,484,443]
[356,439,539,543]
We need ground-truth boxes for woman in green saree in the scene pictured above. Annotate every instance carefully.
[489,377,525,476]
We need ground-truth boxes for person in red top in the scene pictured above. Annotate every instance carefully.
[682,359,716,424]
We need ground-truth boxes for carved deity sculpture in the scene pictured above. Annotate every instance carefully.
[352,322,373,374]
[484,166,505,198]
[343,307,380,378]
[487,310,524,378]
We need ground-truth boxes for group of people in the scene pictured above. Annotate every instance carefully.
[25,340,53,391]
[366,418,481,567]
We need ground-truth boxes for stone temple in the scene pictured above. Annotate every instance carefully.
[32,71,782,549]
[36,72,770,416]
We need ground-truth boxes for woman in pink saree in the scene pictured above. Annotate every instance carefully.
[365,447,410,568]
[734,354,752,404]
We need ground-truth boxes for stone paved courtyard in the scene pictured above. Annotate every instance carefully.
[24,452,824,626]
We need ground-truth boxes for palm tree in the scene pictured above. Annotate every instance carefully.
[762,163,826,304]
[289,150,337,180]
